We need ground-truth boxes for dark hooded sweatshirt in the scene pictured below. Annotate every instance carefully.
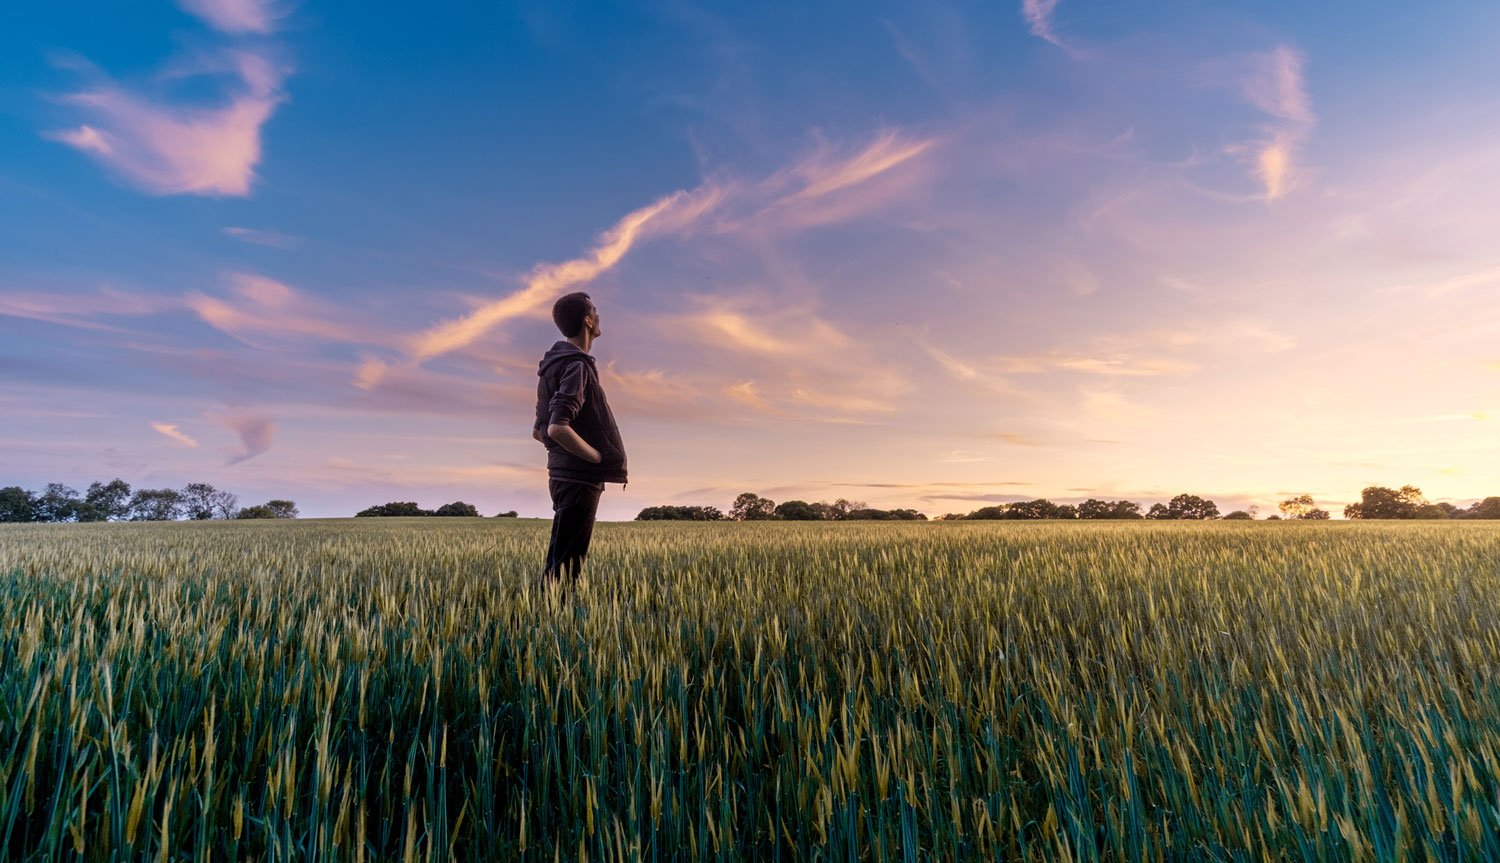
[535,341,628,486]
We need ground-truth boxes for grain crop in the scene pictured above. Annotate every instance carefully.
[2,518,1498,860]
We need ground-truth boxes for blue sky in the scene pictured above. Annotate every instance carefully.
[4,0,1500,519]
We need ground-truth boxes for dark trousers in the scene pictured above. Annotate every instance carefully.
[544,478,602,582]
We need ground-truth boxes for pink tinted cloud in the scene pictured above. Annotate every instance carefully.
[207,412,276,464]
[47,52,285,197]
[1021,0,1063,47]
[779,131,935,204]
[223,226,300,249]
[396,128,933,377]
[188,273,391,348]
[1238,46,1314,200]
[745,131,938,230]
[0,286,179,331]
[599,363,714,420]
[177,0,285,34]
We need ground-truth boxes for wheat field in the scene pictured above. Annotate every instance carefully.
[1,518,1498,861]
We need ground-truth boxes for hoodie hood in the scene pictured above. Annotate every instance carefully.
[538,340,594,376]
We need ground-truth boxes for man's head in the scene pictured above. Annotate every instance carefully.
[552,292,600,341]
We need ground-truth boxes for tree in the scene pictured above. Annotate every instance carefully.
[842,507,927,520]
[635,505,725,521]
[180,483,222,520]
[1344,485,1425,519]
[1223,510,1254,520]
[1004,499,1048,519]
[1145,503,1170,520]
[965,506,1009,520]
[1470,497,1500,519]
[773,500,822,520]
[236,505,275,519]
[1080,499,1142,519]
[355,501,430,517]
[0,487,37,522]
[1278,494,1316,519]
[1160,494,1219,520]
[128,488,183,521]
[829,498,865,520]
[35,483,82,522]
[212,489,241,519]
[1278,494,1329,520]
[434,501,480,517]
[1414,504,1449,519]
[266,500,298,519]
[1001,499,1076,519]
[80,479,131,522]
[730,493,776,521]
[494,510,519,518]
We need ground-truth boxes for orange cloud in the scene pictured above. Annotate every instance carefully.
[600,363,713,420]
[149,422,199,447]
[407,184,728,363]
[352,355,388,390]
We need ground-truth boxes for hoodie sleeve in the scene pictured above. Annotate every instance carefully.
[534,375,549,432]
[547,360,588,427]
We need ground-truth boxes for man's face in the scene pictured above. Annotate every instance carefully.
[586,303,601,338]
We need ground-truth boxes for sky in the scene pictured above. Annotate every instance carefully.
[4,0,1500,520]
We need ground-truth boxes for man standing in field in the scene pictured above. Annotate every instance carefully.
[533,292,628,584]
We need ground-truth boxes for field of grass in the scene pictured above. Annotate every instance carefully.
[2,518,1499,861]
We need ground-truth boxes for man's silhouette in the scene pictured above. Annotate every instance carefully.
[533,292,628,583]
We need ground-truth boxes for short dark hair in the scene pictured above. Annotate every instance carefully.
[552,292,593,338]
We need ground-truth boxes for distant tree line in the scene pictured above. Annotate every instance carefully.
[355,500,517,518]
[937,486,1500,522]
[935,494,1222,521]
[636,493,927,521]
[0,479,296,522]
[1342,486,1500,520]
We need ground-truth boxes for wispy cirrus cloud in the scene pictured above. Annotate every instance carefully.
[47,51,287,197]
[0,286,177,331]
[149,422,199,447]
[745,130,938,230]
[993,352,1198,376]
[395,127,934,379]
[1021,0,1063,47]
[189,273,391,348]
[779,131,935,204]
[223,226,300,249]
[178,0,285,34]
[599,363,712,420]
[1238,45,1314,200]
[403,183,730,369]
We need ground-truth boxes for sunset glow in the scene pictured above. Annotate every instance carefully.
[4,0,1499,519]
